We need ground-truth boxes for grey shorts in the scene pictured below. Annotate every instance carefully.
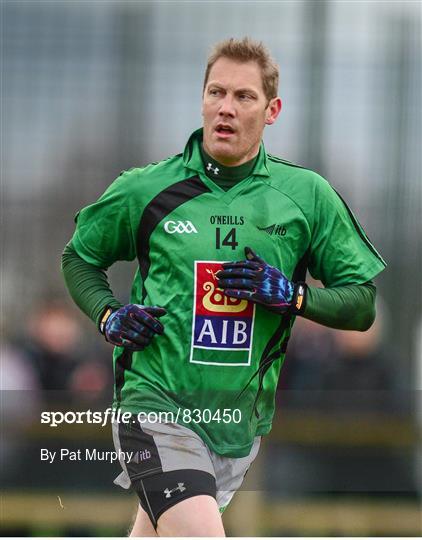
[112,417,260,524]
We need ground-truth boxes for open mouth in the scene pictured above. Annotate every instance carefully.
[215,124,235,135]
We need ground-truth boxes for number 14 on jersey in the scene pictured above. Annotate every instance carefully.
[215,228,238,250]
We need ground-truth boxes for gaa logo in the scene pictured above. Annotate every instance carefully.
[164,220,198,234]
[190,261,255,366]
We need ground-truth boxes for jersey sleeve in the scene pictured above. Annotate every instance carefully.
[71,170,138,268]
[308,177,386,287]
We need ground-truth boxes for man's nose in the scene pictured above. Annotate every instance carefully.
[218,94,236,117]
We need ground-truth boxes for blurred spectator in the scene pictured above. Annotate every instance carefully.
[324,310,395,413]
[325,313,391,391]
[326,313,388,387]
[0,341,42,483]
[18,302,83,391]
[1,341,41,395]
[280,316,338,392]
[268,299,413,497]
[280,293,394,412]
[15,301,112,401]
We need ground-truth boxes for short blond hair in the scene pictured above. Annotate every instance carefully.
[203,37,279,101]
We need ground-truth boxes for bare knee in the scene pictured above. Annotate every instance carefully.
[129,504,157,537]
[156,495,225,537]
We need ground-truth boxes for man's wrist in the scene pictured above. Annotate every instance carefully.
[289,282,307,315]
[98,305,117,335]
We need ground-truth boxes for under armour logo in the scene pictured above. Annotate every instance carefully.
[164,220,198,234]
[164,483,186,498]
[207,163,220,175]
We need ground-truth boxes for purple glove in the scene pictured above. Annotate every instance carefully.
[100,304,166,351]
[217,247,299,314]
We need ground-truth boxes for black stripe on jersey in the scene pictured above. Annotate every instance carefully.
[267,155,308,170]
[238,248,311,418]
[333,189,385,265]
[147,153,183,167]
[268,158,383,265]
[292,247,310,282]
[115,349,133,404]
[136,176,211,302]
[115,177,210,403]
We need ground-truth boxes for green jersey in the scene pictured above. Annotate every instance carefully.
[72,128,386,457]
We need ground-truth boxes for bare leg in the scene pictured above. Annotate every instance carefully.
[129,504,158,537]
[156,495,225,537]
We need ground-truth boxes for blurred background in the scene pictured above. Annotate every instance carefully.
[1,0,421,536]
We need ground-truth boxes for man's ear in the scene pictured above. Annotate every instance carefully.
[265,97,282,125]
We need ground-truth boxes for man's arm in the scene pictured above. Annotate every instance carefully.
[62,242,166,350]
[63,241,376,336]
[217,247,377,332]
[61,241,122,327]
[302,282,376,331]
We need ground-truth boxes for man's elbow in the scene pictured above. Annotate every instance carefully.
[356,306,376,332]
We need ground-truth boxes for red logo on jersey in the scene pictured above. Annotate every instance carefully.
[190,261,255,365]
[195,262,253,317]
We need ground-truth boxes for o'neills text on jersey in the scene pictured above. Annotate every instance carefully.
[210,215,244,225]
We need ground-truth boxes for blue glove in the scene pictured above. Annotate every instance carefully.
[99,304,166,351]
[217,247,305,315]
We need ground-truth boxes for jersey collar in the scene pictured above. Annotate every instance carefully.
[182,128,271,178]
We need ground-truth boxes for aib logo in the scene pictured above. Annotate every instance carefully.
[190,261,255,366]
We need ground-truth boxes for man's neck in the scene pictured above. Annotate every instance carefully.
[202,142,259,168]
[201,145,258,182]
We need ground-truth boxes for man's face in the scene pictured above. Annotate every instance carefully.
[202,57,281,167]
